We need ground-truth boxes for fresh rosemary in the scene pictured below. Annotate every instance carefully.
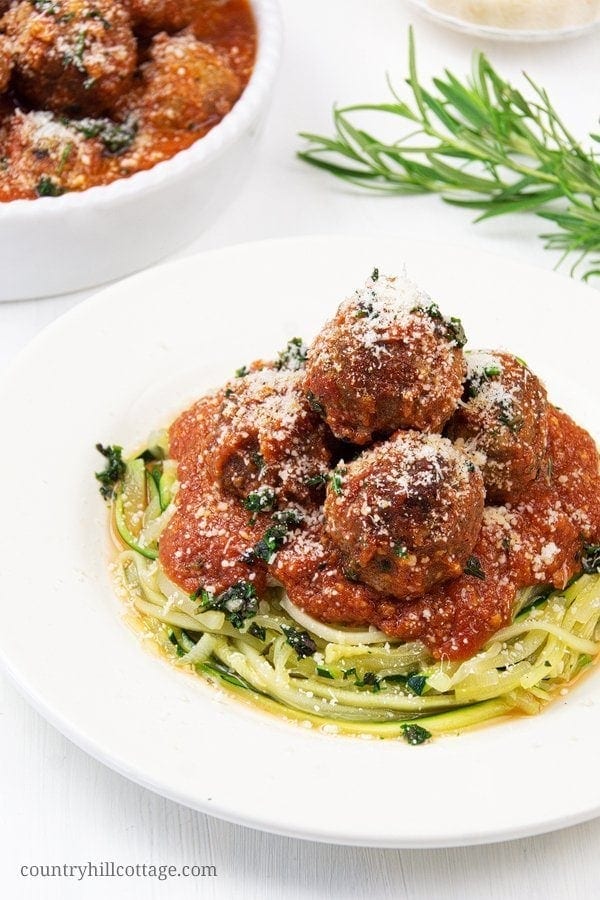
[299,29,600,281]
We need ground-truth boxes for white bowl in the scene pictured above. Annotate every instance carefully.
[0,0,282,302]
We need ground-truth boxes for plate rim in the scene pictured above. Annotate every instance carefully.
[2,233,600,849]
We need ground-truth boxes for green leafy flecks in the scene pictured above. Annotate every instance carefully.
[95,443,126,500]
[198,581,258,629]
[281,624,317,659]
[276,337,308,371]
[36,176,64,197]
[401,723,432,745]
[70,117,138,155]
[464,555,486,580]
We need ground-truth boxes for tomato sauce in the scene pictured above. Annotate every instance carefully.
[162,397,600,662]
[0,0,256,200]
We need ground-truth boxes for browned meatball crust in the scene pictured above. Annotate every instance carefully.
[124,0,204,34]
[446,351,549,503]
[324,431,485,599]
[304,271,467,445]
[212,367,333,509]
[0,109,112,200]
[4,0,136,114]
[136,31,240,132]
[0,34,11,93]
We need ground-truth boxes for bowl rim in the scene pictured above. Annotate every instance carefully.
[0,0,283,218]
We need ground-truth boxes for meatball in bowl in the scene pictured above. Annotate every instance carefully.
[0,0,281,299]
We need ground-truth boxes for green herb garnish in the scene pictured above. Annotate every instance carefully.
[299,28,600,281]
[306,391,326,416]
[95,443,126,500]
[276,337,308,371]
[400,723,432,745]
[305,473,328,488]
[244,487,276,516]
[36,176,64,197]
[330,467,346,495]
[248,622,267,641]
[464,555,486,580]
[199,581,258,629]
[70,117,138,155]
[406,674,427,696]
[582,544,600,574]
[281,624,317,659]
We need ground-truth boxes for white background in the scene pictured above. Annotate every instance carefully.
[1,1,600,897]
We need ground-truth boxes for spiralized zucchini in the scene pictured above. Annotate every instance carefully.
[110,445,600,742]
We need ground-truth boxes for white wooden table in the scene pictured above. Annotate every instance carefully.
[2,3,599,897]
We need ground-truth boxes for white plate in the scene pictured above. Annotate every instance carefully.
[1,236,599,848]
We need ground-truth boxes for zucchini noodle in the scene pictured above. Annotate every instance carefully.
[111,444,600,741]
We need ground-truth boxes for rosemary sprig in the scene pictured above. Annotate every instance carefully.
[298,28,600,281]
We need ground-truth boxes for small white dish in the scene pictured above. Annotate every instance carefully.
[0,0,282,302]
[1,235,599,847]
[408,0,600,41]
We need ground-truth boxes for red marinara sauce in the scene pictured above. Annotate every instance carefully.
[0,0,256,200]
[161,398,600,662]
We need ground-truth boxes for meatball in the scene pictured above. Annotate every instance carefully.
[304,271,467,445]
[0,109,113,200]
[446,351,548,502]
[324,431,485,599]
[212,367,333,508]
[136,32,240,132]
[124,0,203,34]
[4,0,136,114]
[0,35,11,93]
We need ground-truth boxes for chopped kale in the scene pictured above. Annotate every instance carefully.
[371,267,379,281]
[95,443,125,499]
[400,723,432,745]
[306,391,326,416]
[248,622,266,641]
[582,544,600,574]
[412,302,467,348]
[244,487,276,516]
[272,508,304,529]
[356,671,381,692]
[244,524,288,564]
[276,337,308,371]
[235,364,249,378]
[243,509,303,564]
[445,317,467,348]
[36,176,64,197]
[281,624,317,659]
[393,543,409,559]
[70,116,138,155]
[355,299,377,319]
[406,674,427,696]
[199,581,258,629]
[464,555,486,580]
[330,467,346,496]
[305,473,328,488]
